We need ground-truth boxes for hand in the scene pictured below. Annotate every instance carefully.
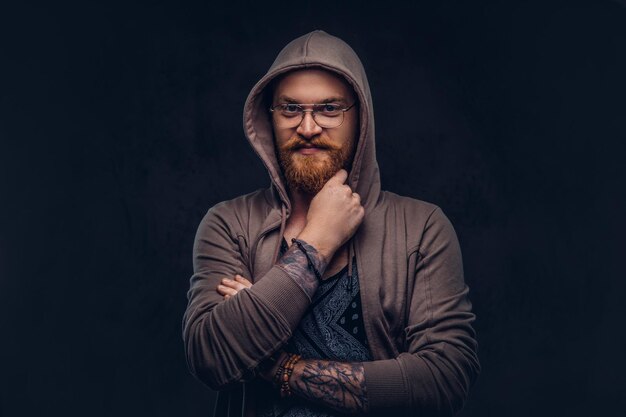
[298,169,365,260]
[216,274,252,299]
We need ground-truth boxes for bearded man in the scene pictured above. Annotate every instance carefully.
[182,30,480,417]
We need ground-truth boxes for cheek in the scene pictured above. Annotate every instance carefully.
[343,119,359,148]
[273,128,293,147]
[344,113,359,140]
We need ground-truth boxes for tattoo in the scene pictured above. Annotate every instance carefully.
[276,240,327,299]
[290,359,369,415]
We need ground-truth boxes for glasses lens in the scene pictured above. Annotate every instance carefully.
[314,111,343,128]
[272,105,300,128]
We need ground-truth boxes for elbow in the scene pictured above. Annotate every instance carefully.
[183,319,221,391]
[426,343,481,416]
[182,314,241,391]
[187,364,240,392]
[400,343,480,416]
[187,359,225,392]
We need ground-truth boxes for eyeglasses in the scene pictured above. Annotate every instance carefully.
[269,102,356,129]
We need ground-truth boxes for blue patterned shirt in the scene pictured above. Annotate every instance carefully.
[256,238,371,417]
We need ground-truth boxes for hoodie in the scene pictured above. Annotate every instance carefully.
[182,30,480,417]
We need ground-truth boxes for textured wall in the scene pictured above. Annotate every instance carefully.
[1,1,625,416]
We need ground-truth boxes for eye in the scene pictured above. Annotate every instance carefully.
[282,104,301,115]
[320,104,341,115]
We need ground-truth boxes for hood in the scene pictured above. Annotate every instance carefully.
[243,30,381,215]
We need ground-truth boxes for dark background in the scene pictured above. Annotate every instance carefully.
[1,0,625,416]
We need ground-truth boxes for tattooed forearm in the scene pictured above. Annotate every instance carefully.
[276,239,328,299]
[290,358,369,415]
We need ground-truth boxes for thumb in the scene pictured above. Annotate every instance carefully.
[328,169,348,185]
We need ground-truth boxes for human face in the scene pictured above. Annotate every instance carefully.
[271,69,359,195]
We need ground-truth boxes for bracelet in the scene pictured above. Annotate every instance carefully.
[272,352,291,389]
[279,353,301,398]
[291,238,322,280]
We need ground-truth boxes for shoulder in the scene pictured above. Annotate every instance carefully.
[199,188,273,234]
[208,188,271,216]
[378,190,441,222]
[377,190,458,252]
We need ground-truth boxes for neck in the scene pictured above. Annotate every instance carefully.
[288,187,315,219]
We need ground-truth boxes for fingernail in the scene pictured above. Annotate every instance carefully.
[222,278,231,283]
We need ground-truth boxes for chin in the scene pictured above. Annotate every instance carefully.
[278,145,348,194]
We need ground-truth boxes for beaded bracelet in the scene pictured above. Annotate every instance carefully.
[291,238,322,280]
[279,353,302,398]
[272,352,291,389]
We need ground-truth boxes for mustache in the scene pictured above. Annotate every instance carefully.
[282,136,340,152]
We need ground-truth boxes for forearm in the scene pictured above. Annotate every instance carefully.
[290,357,369,415]
[183,237,329,389]
[259,352,369,415]
[276,238,327,300]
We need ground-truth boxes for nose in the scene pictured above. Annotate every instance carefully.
[296,111,323,139]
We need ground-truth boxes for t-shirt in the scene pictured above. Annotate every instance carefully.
[256,238,371,417]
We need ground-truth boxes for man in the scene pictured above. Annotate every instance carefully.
[182,30,480,417]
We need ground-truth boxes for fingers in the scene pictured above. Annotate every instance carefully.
[216,283,238,296]
[217,275,253,297]
[234,274,253,288]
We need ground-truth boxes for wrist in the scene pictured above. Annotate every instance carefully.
[295,230,336,262]
[277,353,302,398]
[288,357,304,393]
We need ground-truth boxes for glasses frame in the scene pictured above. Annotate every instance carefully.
[269,102,356,129]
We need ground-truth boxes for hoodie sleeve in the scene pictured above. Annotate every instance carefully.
[362,207,480,416]
[182,203,313,391]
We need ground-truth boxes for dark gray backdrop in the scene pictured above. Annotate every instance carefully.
[1,1,625,416]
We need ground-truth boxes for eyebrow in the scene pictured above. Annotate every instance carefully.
[277,95,348,104]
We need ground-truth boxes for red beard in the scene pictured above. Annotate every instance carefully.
[276,135,356,195]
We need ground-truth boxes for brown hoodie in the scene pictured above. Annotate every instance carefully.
[182,30,480,417]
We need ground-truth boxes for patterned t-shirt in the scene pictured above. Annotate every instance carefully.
[256,238,371,417]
